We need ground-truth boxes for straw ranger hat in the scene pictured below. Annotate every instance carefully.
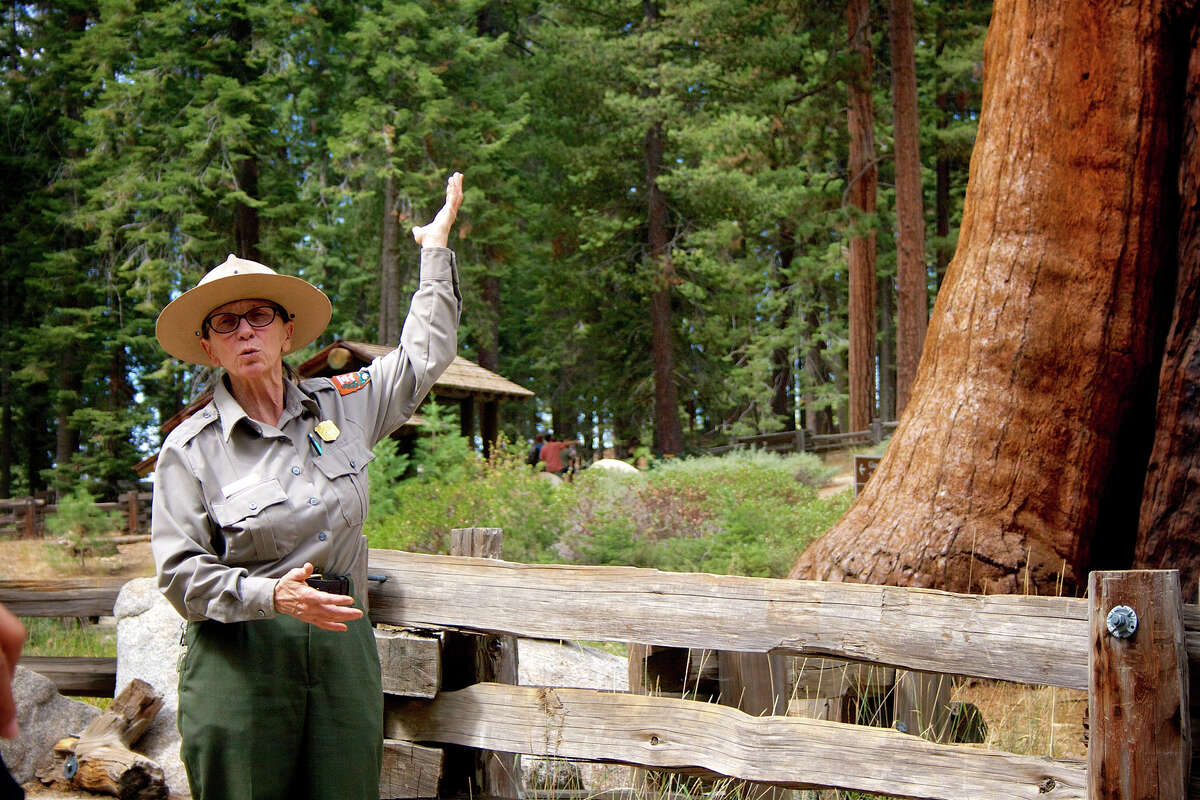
[156,254,332,365]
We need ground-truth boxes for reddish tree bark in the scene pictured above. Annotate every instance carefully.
[890,0,927,415]
[846,0,877,433]
[378,167,401,345]
[1135,18,1200,597]
[792,0,1185,595]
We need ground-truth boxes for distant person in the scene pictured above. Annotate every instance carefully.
[526,433,546,468]
[539,435,576,477]
[0,602,25,799]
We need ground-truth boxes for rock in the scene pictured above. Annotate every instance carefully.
[115,578,189,797]
[0,666,100,785]
[589,458,639,474]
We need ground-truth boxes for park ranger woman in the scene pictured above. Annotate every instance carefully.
[151,173,464,800]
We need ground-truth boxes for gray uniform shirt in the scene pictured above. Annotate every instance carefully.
[152,247,461,623]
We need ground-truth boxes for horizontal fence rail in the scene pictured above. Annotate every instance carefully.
[0,491,150,538]
[388,683,1088,800]
[4,555,1197,799]
[708,420,900,456]
[364,549,1095,689]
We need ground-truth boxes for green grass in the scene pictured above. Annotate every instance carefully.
[19,616,117,658]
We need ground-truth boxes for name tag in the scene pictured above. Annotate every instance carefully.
[221,473,261,498]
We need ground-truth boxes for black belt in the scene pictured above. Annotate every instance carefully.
[305,574,351,596]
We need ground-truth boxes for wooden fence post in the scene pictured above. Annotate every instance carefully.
[125,491,139,535]
[1088,570,1190,800]
[23,497,38,538]
[443,527,521,799]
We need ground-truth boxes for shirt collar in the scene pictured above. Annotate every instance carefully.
[212,376,319,441]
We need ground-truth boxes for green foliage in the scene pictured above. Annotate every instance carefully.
[45,487,122,565]
[410,402,481,485]
[369,436,411,519]
[365,449,848,577]
[19,617,117,659]
[0,0,986,493]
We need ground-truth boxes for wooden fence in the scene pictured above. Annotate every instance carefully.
[708,420,900,456]
[4,535,1197,799]
[0,491,151,539]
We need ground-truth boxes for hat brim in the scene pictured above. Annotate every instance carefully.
[156,272,332,365]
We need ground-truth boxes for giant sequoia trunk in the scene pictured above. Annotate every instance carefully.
[792,0,1189,595]
[1135,24,1200,594]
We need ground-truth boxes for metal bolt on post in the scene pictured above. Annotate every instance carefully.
[1105,604,1138,639]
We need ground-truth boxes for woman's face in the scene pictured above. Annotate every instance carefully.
[199,298,294,385]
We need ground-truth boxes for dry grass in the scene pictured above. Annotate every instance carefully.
[0,537,156,581]
[954,679,1088,761]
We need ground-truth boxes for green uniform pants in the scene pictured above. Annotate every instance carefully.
[178,605,382,800]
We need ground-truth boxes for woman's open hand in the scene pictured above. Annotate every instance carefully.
[412,172,465,249]
[273,562,363,631]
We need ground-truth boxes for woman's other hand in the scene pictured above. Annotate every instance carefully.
[412,172,465,249]
[273,563,363,632]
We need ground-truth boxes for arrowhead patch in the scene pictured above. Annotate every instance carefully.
[331,369,372,396]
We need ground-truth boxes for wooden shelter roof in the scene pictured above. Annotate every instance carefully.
[297,341,535,401]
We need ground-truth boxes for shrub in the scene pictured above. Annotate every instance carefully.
[366,448,849,577]
[45,487,122,566]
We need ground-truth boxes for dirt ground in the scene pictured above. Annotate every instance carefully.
[0,537,156,582]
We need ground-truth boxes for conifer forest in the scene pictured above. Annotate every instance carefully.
[1,0,991,498]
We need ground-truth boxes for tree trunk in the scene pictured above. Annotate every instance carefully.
[770,221,796,430]
[792,0,1185,596]
[0,355,10,499]
[55,350,80,490]
[877,272,895,422]
[1135,21,1200,596]
[378,168,401,345]
[234,155,260,262]
[890,0,927,415]
[846,0,877,433]
[646,121,684,455]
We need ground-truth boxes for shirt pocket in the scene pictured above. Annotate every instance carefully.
[313,442,375,528]
[211,479,289,564]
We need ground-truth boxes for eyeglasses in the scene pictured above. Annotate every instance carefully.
[204,305,288,335]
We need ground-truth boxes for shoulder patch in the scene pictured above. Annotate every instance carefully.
[330,369,372,396]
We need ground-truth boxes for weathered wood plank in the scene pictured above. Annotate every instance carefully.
[19,656,117,697]
[1088,570,1190,800]
[440,527,521,800]
[366,550,1093,689]
[376,630,440,699]
[380,739,443,799]
[386,683,1086,800]
[0,578,127,617]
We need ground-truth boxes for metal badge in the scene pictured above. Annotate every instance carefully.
[314,420,341,442]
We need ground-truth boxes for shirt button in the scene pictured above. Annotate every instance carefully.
[291,466,302,475]
[202,411,212,419]
[318,531,328,542]
[349,459,356,468]
[257,609,265,617]
[308,497,319,506]
[248,502,258,511]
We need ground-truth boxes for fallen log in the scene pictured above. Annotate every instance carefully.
[37,678,167,799]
